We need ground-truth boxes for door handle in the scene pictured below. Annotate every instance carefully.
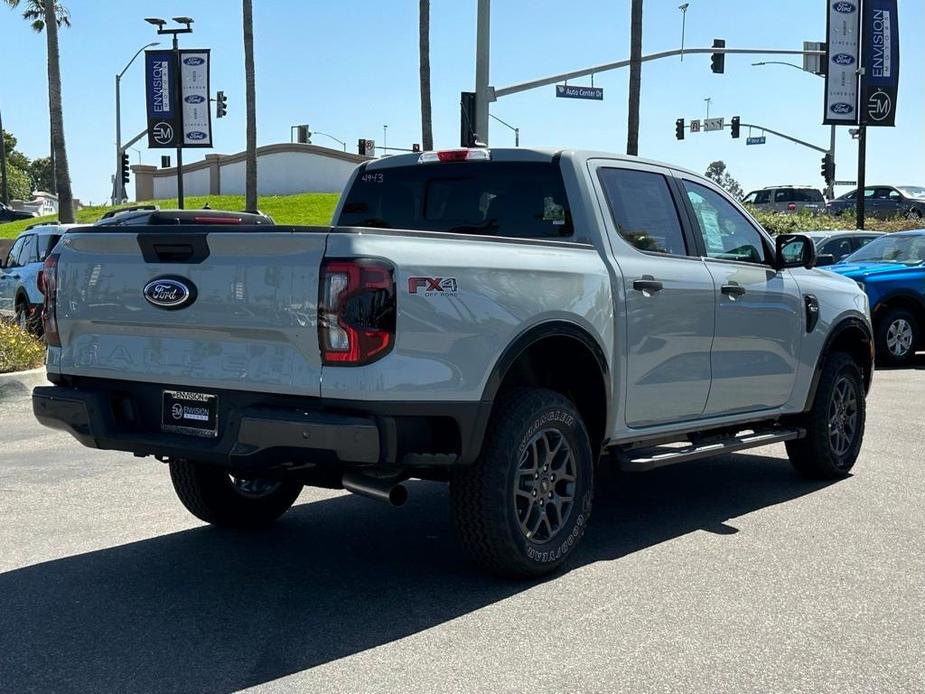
[721,283,746,297]
[632,277,663,293]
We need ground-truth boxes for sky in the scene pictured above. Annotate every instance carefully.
[1,0,922,205]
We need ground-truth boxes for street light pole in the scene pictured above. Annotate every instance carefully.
[311,131,347,151]
[489,112,519,146]
[678,4,689,62]
[474,0,491,145]
[114,41,158,205]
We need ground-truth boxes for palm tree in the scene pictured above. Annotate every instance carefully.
[4,0,75,222]
[243,0,257,212]
[418,0,433,151]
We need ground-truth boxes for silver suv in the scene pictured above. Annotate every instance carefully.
[743,186,826,214]
[0,224,68,332]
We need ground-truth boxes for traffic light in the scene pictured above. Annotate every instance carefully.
[120,151,130,186]
[820,152,835,182]
[460,91,477,147]
[711,38,726,74]
[358,138,375,156]
[675,118,685,140]
[730,116,740,139]
[295,124,311,144]
[216,90,227,118]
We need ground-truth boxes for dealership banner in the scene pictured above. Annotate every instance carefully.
[144,50,181,148]
[823,0,861,125]
[178,50,212,147]
[860,0,899,126]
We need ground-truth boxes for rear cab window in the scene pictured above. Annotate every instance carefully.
[337,161,573,240]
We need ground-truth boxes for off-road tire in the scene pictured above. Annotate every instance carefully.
[875,307,918,367]
[786,352,865,479]
[451,388,594,578]
[168,459,302,529]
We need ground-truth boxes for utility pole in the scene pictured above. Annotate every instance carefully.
[474,0,491,145]
[626,0,643,156]
[0,107,9,205]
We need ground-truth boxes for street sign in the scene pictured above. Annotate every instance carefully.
[834,180,857,186]
[746,136,766,145]
[861,0,899,127]
[703,117,724,132]
[555,84,604,101]
[823,0,861,125]
[179,50,212,148]
[690,119,701,133]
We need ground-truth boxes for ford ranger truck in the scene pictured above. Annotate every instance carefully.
[33,148,874,578]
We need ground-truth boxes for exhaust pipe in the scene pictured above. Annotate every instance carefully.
[342,471,408,507]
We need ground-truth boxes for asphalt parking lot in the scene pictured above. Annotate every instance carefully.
[1,362,923,694]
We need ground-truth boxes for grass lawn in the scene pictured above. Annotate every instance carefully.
[0,192,340,239]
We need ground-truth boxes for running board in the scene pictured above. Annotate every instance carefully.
[617,428,805,472]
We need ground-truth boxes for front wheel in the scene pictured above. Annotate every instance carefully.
[876,308,918,366]
[168,459,302,529]
[451,388,594,578]
[786,352,866,479]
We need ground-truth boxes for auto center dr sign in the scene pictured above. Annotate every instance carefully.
[144,49,213,148]
[823,0,899,127]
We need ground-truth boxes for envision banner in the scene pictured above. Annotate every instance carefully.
[178,50,212,147]
[823,1,862,125]
[860,0,899,126]
[144,50,180,148]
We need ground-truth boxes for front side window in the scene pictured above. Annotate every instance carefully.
[597,168,688,256]
[753,190,772,204]
[4,237,26,268]
[683,181,767,264]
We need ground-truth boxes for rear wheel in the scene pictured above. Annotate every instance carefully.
[786,352,865,479]
[168,459,302,529]
[876,308,918,366]
[451,388,594,578]
[14,299,30,334]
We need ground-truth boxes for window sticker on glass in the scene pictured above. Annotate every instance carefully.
[543,197,566,225]
[360,172,385,184]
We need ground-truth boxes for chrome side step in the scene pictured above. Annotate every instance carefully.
[617,428,805,472]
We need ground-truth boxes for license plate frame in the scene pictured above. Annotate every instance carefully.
[161,390,219,438]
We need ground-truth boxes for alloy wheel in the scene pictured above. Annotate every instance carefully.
[886,318,914,358]
[513,428,577,544]
[827,376,859,459]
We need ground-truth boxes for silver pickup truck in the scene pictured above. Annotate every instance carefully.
[33,148,873,577]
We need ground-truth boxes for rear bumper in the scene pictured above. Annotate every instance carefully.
[33,378,491,472]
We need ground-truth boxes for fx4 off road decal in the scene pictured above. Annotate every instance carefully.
[408,277,458,297]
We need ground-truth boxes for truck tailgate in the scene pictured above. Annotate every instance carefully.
[50,229,328,396]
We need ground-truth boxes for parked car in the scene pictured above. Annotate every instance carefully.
[93,205,275,226]
[0,201,38,223]
[33,148,873,578]
[828,229,925,365]
[803,230,884,265]
[826,186,925,219]
[0,223,70,332]
[742,186,825,214]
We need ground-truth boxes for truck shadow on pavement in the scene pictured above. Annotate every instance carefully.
[0,453,837,693]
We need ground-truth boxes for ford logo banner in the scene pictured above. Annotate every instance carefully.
[832,1,856,12]
[143,277,196,310]
[183,57,205,65]
[184,94,206,104]
[831,53,855,66]
[187,131,208,141]
[830,102,854,114]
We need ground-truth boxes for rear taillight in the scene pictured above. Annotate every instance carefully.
[319,259,395,365]
[40,253,60,346]
[787,202,797,211]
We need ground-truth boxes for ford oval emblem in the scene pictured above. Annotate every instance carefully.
[184,94,205,104]
[183,56,205,65]
[830,102,854,114]
[187,131,207,141]
[832,53,855,66]
[832,1,856,13]
[143,277,196,310]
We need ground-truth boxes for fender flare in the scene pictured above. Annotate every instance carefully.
[803,316,874,411]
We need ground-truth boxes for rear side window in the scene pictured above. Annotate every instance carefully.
[337,161,573,239]
[597,168,688,255]
[753,190,772,204]
[20,235,39,264]
[40,234,61,260]
[774,189,794,203]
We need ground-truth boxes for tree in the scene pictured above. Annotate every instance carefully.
[418,0,433,151]
[242,0,258,212]
[4,0,75,222]
[28,156,54,192]
[704,160,744,200]
[2,130,31,172]
[5,163,33,200]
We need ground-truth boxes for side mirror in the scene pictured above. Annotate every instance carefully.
[775,233,816,270]
[815,253,836,267]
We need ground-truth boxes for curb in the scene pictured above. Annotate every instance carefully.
[0,367,48,401]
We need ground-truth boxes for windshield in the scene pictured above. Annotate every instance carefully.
[337,161,573,239]
[897,186,925,199]
[843,234,925,265]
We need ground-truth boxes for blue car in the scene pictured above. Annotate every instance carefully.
[0,224,68,333]
[828,229,925,365]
